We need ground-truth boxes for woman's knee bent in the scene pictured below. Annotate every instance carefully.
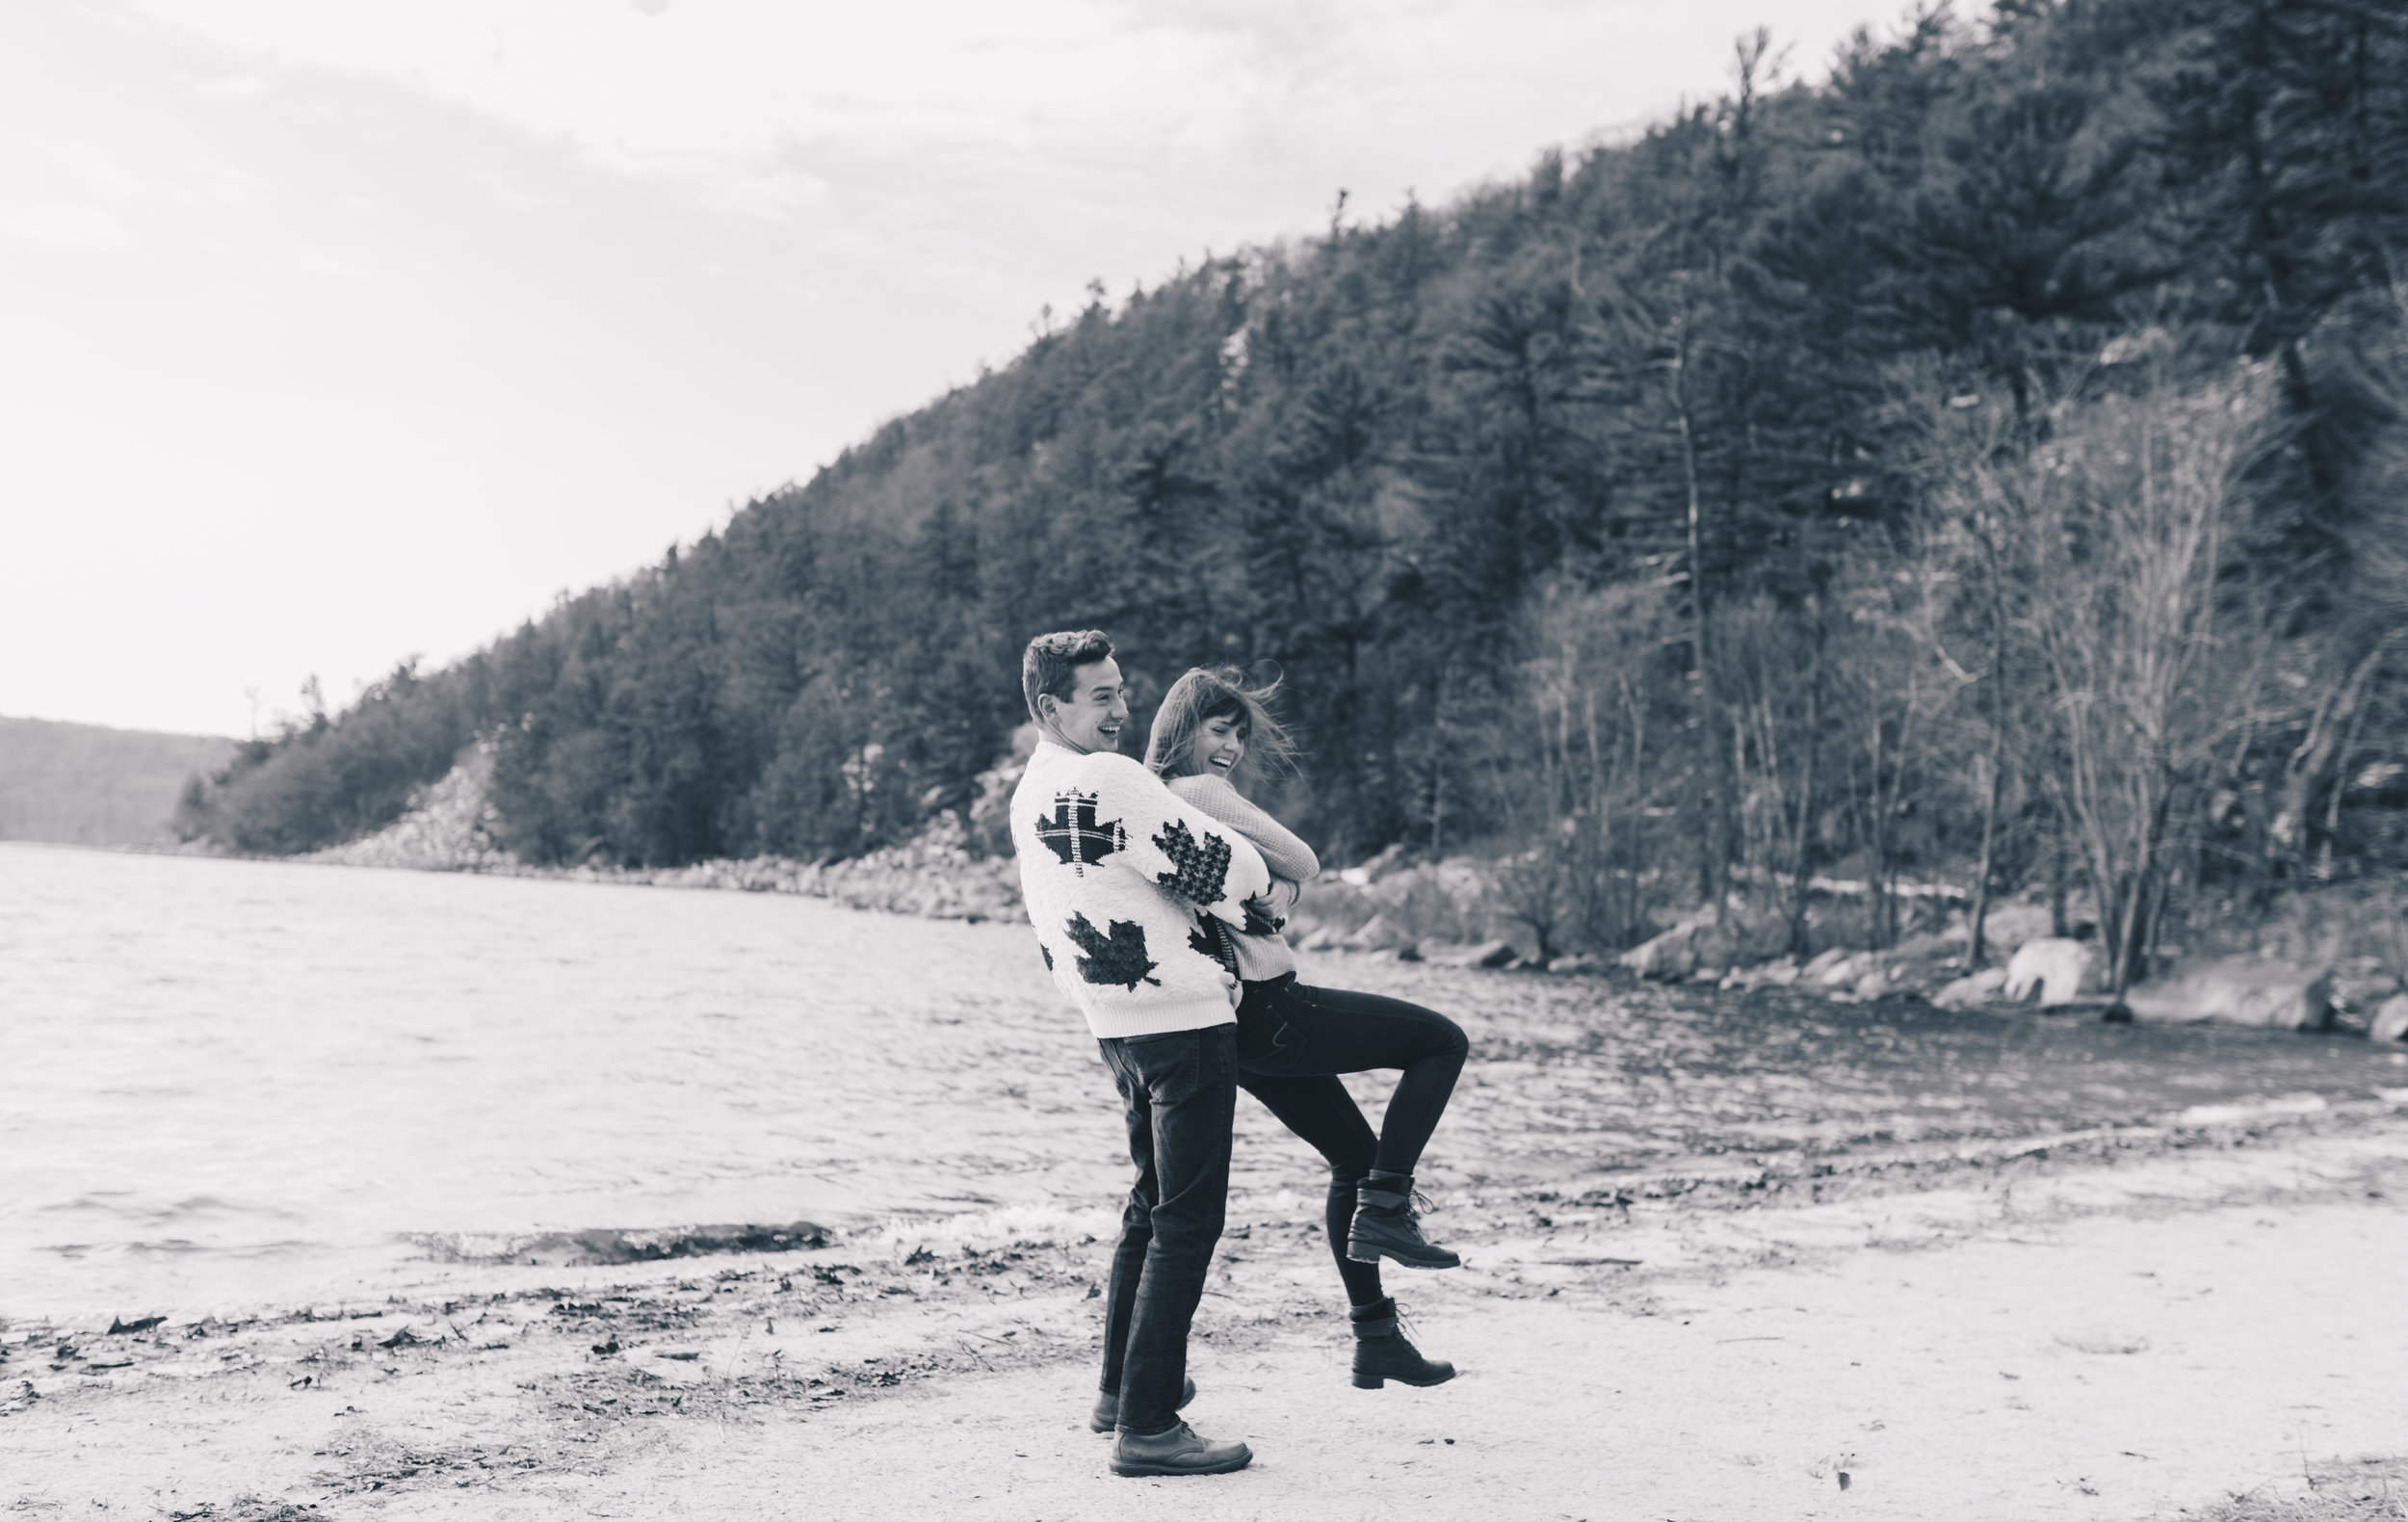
[1430,1013,1469,1062]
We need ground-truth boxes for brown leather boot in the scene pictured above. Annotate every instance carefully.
[1109,1421,1253,1477]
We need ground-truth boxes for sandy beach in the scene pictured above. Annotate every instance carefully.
[9,1103,2408,1519]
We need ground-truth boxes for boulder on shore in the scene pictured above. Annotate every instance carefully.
[2370,994,2408,1044]
[1800,946,1850,981]
[1423,939,1519,969]
[2330,966,2402,1033]
[2120,957,2335,1031]
[1343,913,1405,951]
[1619,906,1790,982]
[1718,958,1803,991]
[2004,938,2094,1006]
[1619,921,1702,981]
[1932,965,2011,1010]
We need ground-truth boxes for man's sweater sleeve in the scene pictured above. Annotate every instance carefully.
[1084,754,1270,928]
[1166,774,1320,885]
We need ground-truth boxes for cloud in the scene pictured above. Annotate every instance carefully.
[91,3,1473,209]
[102,0,1883,247]
[0,200,136,251]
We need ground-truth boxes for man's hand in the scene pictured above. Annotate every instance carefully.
[1240,893,1284,937]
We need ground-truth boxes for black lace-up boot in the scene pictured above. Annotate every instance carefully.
[1349,1298,1455,1389]
[1346,1170,1460,1270]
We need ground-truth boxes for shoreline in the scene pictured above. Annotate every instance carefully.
[9,1103,2408,1517]
[14,842,2408,1515]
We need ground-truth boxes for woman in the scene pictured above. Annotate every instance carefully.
[1145,665,1467,1391]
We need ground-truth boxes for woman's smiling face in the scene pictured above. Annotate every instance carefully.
[1197,713,1248,776]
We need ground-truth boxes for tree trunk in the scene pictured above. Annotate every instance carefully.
[1967,742,2003,968]
[1966,574,2010,968]
[1672,319,1725,923]
[1786,641,1822,958]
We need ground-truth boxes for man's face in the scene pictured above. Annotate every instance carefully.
[1043,656,1128,753]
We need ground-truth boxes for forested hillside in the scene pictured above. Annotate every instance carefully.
[182,0,2408,981]
[1,717,233,847]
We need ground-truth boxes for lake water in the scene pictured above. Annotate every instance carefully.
[12,842,2402,1329]
[0,843,1132,1324]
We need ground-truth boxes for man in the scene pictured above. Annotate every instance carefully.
[1010,629,1273,1478]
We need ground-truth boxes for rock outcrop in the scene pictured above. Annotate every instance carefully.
[2121,958,2335,1031]
[304,752,1020,922]
[302,749,511,872]
[1619,919,1707,981]
[1617,906,1791,982]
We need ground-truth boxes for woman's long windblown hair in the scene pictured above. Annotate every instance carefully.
[1143,665,1300,781]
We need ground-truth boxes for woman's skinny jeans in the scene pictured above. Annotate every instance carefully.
[1233,974,1468,1307]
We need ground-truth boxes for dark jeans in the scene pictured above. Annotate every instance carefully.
[1234,975,1469,1306]
[1094,1023,1238,1434]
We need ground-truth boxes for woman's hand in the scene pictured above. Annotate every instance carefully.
[1241,893,1285,936]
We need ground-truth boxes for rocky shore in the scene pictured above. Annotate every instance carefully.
[295,750,2408,1044]
[300,750,1021,923]
[1598,898,2408,1042]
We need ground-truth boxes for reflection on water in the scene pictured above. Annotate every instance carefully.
[0,843,1115,1321]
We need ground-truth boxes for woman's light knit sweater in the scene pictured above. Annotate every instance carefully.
[1010,740,1272,1038]
[1164,772,1320,982]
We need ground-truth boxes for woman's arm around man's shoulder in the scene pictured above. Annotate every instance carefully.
[1164,772,1320,885]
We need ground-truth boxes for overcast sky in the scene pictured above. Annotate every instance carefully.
[2,0,1898,738]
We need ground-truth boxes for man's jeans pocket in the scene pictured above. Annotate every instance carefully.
[1105,1030,1202,1106]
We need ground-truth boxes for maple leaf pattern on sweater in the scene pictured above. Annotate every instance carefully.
[1064,912,1161,991]
[1008,741,1274,1036]
[1150,819,1232,905]
[1188,916,1238,978]
[1034,790,1125,874]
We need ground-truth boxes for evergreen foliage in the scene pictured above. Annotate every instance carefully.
[185,0,2408,962]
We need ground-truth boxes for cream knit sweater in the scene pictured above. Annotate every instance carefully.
[1164,773,1320,983]
[1010,741,1272,1038]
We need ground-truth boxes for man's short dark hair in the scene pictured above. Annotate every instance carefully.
[1023,629,1114,720]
